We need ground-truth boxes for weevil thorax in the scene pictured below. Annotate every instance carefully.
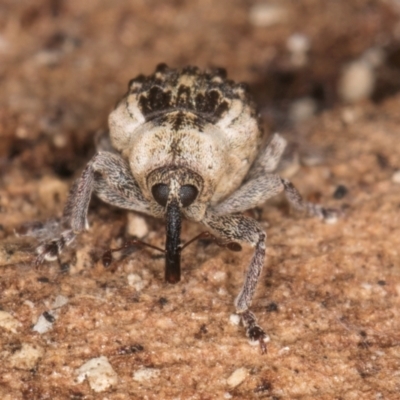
[108,64,263,220]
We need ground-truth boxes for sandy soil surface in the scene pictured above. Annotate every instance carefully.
[1,1,400,399]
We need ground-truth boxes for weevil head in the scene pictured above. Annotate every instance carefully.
[146,166,204,219]
[146,166,203,284]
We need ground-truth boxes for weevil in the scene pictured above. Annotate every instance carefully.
[35,64,338,351]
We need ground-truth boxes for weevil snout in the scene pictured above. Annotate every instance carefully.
[147,167,203,284]
[147,166,203,209]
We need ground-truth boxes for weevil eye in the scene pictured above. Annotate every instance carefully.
[152,183,169,207]
[179,185,198,207]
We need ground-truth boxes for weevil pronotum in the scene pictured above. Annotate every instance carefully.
[35,64,339,352]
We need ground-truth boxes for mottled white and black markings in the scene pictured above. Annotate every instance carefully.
[32,295,69,334]
[35,64,339,352]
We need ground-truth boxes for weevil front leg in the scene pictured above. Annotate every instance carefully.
[35,151,150,265]
[245,133,287,181]
[202,211,269,352]
[213,134,339,222]
[213,173,339,222]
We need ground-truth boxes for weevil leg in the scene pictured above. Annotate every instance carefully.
[212,174,284,216]
[90,153,150,214]
[214,132,339,221]
[212,173,339,224]
[202,211,269,352]
[281,178,339,222]
[245,133,287,181]
[94,130,117,153]
[35,151,150,265]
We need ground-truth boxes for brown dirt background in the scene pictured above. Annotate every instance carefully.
[1,1,400,399]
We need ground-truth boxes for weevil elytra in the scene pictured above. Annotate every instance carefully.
[35,64,338,351]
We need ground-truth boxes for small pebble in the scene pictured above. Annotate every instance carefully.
[392,170,400,184]
[229,313,241,326]
[212,271,227,282]
[323,212,339,225]
[361,282,372,291]
[127,273,145,291]
[133,367,161,382]
[33,295,69,334]
[9,343,44,370]
[287,33,310,54]
[33,313,55,334]
[23,300,35,309]
[76,356,118,392]
[53,133,68,148]
[126,213,149,238]
[278,346,290,355]
[286,33,310,67]
[0,311,21,333]
[341,107,361,124]
[333,185,348,199]
[289,97,317,122]
[226,367,249,388]
[53,295,69,309]
[338,60,375,103]
[249,4,288,27]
